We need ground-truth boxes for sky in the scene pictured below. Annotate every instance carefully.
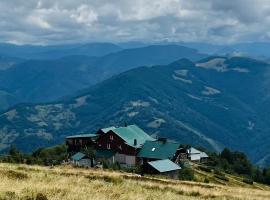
[1,0,270,45]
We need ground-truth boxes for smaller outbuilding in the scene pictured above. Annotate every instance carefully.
[199,151,209,163]
[70,152,92,167]
[146,159,181,179]
[138,138,187,164]
[187,147,209,163]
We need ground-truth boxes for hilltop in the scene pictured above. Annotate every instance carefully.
[0,163,269,200]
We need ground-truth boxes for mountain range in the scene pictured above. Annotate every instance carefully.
[0,43,122,59]
[0,56,270,167]
[0,45,205,110]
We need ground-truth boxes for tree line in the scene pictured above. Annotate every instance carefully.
[206,148,270,185]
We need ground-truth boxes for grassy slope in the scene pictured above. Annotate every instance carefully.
[0,163,270,200]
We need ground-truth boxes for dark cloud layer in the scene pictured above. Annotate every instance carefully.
[1,0,270,44]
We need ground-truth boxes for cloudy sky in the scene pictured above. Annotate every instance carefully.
[1,0,270,45]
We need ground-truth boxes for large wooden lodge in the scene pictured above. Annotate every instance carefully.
[65,124,208,177]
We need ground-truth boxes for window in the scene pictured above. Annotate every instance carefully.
[110,135,114,140]
[107,143,111,149]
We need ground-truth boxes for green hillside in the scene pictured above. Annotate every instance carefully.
[0,45,205,110]
[0,57,270,167]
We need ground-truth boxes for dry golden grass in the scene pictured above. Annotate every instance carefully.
[0,163,270,200]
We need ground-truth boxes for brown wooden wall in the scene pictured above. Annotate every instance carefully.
[96,131,137,156]
[66,137,95,153]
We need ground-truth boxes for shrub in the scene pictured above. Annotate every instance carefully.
[214,169,224,176]
[187,191,201,197]
[243,178,253,185]
[5,170,28,180]
[214,174,229,182]
[178,168,195,181]
[198,165,212,173]
[1,191,17,200]
[110,162,121,170]
[204,178,210,183]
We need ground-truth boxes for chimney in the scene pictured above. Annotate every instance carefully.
[134,139,137,146]
[124,122,128,127]
[158,137,167,143]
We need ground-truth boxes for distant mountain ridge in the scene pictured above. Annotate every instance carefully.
[1,56,270,167]
[0,45,206,110]
[0,43,122,59]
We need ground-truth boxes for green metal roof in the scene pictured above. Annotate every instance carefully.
[66,133,97,139]
[138,140,180,159]
[111,125,155,148]
[96,150,115,158]
[71,152,86,161]
[101,126,116,133]
[148,159,181,173]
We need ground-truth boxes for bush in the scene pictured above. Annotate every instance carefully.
[214,174,229,182]
[214,169,224,176]
[110,162,121,170]
[198,165,212,173]
[204,178,210,183]
[1,191,17,200]
[243,178,253,185]
[179,168,195,181]
[5,170,28,180]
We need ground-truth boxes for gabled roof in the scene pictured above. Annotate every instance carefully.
[101,126,116,133]
[148,159,181,173]
[187,147,201,154]
[71,152,86,161]
[200,152,209,158]
[66,133,97,139]
[138,140,180,160]
[110,125,155,148]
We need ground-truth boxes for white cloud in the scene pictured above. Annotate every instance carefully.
[27,15,52,29]
[71,5,98,26]
[0,0,270,44]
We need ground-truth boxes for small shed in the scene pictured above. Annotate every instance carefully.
[187,147,209,163]
[146,159,181,179]
[199,152,209,163]
[70,152,91,167]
